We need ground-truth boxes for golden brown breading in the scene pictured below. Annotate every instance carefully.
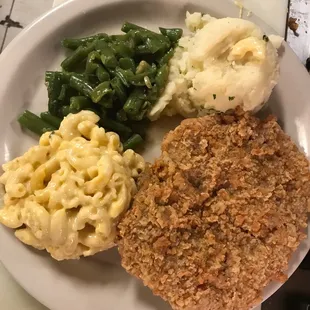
[117,110,310,310]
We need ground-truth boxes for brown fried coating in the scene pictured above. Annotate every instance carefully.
[117,111,310,310]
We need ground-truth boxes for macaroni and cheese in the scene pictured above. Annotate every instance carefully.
[0,111,145,260]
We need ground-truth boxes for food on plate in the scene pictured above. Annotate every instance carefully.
[18,110,61,136]
[18,22,183,150]
[118,109,310,310]
[0,111,145,260]
[149,12,283,119]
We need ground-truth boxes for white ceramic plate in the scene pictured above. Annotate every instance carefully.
[0,0,310,309]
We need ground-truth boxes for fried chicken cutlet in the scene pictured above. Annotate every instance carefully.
[117,110,310,310]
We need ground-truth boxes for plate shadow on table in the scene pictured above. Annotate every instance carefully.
[90,248,171,309]
[257,90,285,130]
[36,245,172,310]
[135,281,172,310]
[41,247,126,285]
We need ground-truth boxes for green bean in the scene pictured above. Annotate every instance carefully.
[85,51,101,74]
[58,84,68,101]
[147,85,159,104]
[91,81,113,103]
[110,34,128,41]
[125,29,141,45]
[99,108,107,119]
[153,48,166,62]
[135,60,151,74]
[87,74,101,85]
[20,110,44,122]
[98,97,113,109]
[144,76,152,89]
[112,64,156,88]
[86,108,101,115]
[62,33,109,50]
[48,99,61,116]
[100,46,118,69]
[155,63,169,94]
[106,68,116,78]
[110,77,127,104]
[123,33,136,50]
[130,119,150,138]
[122,23,170,53]
[69,96,94,113]
[144,36,168,54]
[119,58,136,71]
[123,88,146,116]
[40,112,62,128]
[122,22,159,37]
[100,118,132,135]
[109,41,135,58]
[159,27,183,43]
[130,64,157,86]
[136,32,170,53]
[60,71,88,83]
[69,75,93,98]
[61,42,96,71]
[88,50,101,61]
[135,44,152,55]
[45,71,55,84]
[18,111,56,136]
[95,39,109,52]
[130,100,151,121]
[62,71,98,86]
[95,66,110,82]
[46,72,63,101]
[116,109,128,122]
[158,47,175,65]
[38,23,179,151]
[59,105,71,117]
[54,82,78,104]
[86,62,99,75]
[122,22,144,33]
[46,71,79,86]
[142,100,152,111]
[123,134,144,151]
[135,35,170,54]
[57,84,69,101]
[67,72,97,85]
[115,67,132,87]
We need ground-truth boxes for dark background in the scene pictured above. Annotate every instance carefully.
[262,253,310,310]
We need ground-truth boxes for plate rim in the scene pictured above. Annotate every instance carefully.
[0,0,309,309]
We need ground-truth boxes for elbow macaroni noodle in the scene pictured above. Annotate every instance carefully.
[0,111,145,260]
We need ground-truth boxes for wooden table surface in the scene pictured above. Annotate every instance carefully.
[0,1,302,310]
[0,0,53,52]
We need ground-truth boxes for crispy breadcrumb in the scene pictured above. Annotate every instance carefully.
[117,110,310,310]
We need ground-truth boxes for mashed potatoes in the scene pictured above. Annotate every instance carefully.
[149,12,282,119]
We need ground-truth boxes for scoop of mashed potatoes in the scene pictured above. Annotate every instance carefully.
[149,12,282,119]
[0,111,145,260]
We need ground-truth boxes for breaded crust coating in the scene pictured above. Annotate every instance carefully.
[117,111,310,310]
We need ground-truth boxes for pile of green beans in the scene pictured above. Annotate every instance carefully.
[18,22,183,151]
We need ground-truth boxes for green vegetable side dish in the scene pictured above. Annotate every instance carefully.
[18,111,57,136]
[18,22,183,151]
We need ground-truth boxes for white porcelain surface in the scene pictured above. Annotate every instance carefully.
[0,1,309,310]
[52,0,289,35]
